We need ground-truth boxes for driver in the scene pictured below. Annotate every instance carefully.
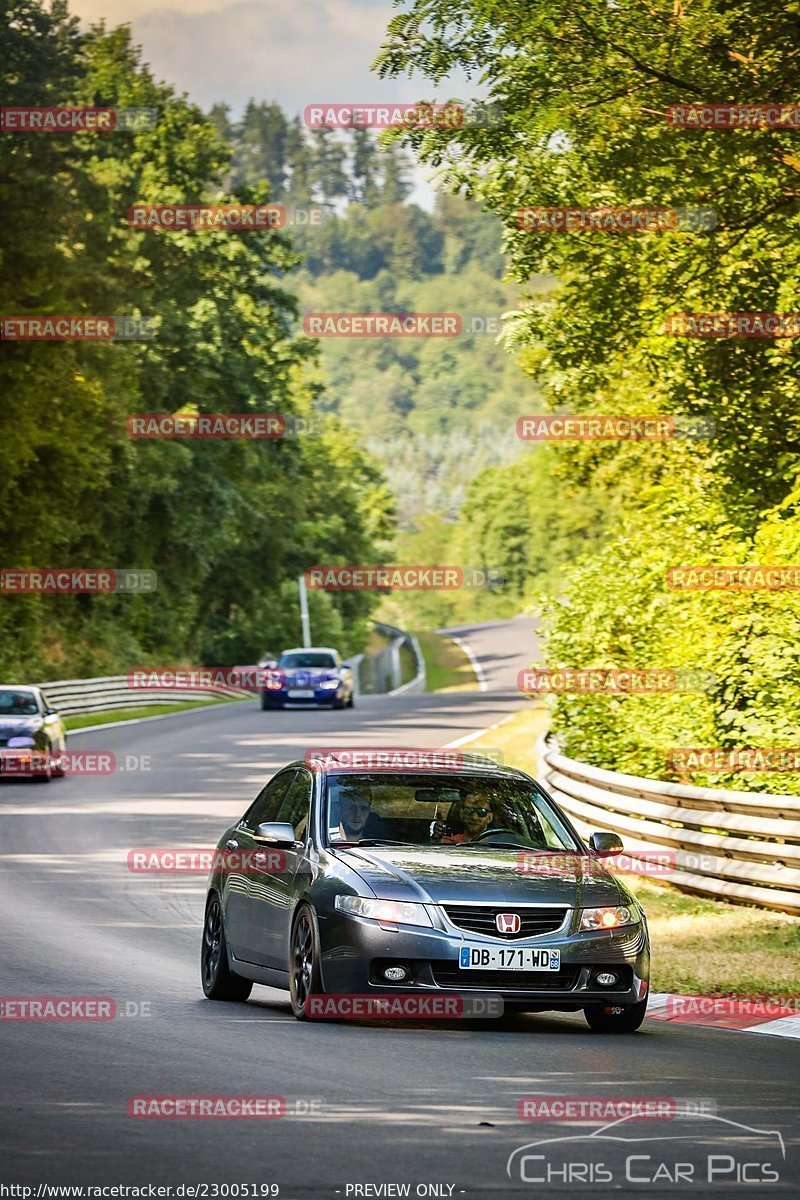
[434,795,494,844]
[335,784,374,842]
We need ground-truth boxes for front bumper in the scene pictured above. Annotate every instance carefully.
[263,687,344,707]
[261,686,345,700]
[0,747,53,776]
[318,909,649,1007]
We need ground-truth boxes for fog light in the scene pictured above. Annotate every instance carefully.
[596,971,619,987]
[382,965,409,982]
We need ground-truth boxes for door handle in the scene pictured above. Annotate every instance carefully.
[226,839,239,850]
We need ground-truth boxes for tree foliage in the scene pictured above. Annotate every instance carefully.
[375,0,800,785]
[0,1,391,679]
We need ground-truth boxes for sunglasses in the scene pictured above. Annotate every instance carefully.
[462,806,490,816]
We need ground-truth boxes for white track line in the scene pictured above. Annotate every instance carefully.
[448,634,488,692]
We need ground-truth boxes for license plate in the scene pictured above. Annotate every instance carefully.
[459,946,560,971]
[288,688,315,698]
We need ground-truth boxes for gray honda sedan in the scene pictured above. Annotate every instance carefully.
[201,755,650,1031]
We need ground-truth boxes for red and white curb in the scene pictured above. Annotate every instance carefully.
[647,993,800,1039]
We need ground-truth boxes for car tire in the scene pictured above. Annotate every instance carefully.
[289,904,324,1020]
[260,692,269,710]
[201,893,253,1002]
[346,691,355,708]
[52,744,66,777]
[584,997,648,1033]
[33,751,52,783]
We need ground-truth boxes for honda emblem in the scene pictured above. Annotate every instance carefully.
[496,912,521,935]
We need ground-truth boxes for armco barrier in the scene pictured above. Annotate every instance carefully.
[360,623,426,695]
[39,674,249,716]
[537,734,800,914]
[37,624,426,717]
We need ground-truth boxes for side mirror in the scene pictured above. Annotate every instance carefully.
[341,662,350,671]
[588,831,624,855]
[254,821,299,849]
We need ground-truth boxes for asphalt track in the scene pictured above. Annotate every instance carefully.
[1,618,798,1198]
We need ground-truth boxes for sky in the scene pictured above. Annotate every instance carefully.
[67,0,476,206]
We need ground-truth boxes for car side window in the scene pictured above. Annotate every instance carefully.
[275,769,314,841]
[244,770,296,830]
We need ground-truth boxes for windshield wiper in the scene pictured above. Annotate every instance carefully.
[457,841,529,850]
[333,839,415,848]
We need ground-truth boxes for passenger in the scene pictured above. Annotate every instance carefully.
[336,785,374,842]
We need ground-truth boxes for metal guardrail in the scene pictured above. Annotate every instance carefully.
[38,623,427,717]
[40,675,248,716]
[362,623,426,695]
[537,734,800,914]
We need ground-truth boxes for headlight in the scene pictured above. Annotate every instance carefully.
[335,895,432,927]
[318,678,340,690]
[579,905,641,932]
[265,677,284,690]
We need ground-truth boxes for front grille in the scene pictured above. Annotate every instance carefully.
[431,962,580,991]
[442,904,568,940]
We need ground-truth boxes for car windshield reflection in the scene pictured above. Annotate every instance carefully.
[325,773,580,850]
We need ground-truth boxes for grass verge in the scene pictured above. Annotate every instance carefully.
[415,630,478,692]
[454,703,800,996]
[63,695,242,731]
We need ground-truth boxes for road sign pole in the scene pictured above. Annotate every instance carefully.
[299,574,311,648]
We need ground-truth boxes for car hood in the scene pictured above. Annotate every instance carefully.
[334,846,626,908]
[0,716,42,738]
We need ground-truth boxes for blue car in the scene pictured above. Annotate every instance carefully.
[260,647,355,711]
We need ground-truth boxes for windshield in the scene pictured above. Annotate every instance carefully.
[279,652,337,670]
[0,689,40,717]
[325,773,580,850]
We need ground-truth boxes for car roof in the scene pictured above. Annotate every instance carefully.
[0,685,41,694]
[290,754,531,781]
[280,647,339,656]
